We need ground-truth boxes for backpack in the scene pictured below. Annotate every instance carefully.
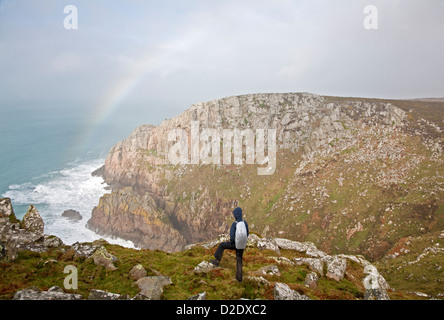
[235,220,248,249]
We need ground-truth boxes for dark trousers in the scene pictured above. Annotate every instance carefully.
[214,241,244,281]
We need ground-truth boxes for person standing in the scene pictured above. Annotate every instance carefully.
[211,207,249,282]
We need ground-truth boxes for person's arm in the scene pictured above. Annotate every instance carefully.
[229,222,236,245]
[245,221,249,236]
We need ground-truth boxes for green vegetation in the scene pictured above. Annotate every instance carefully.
[375,230,444,297]
[0,242,415,300]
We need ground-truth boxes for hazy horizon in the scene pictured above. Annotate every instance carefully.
[1,0,443,126]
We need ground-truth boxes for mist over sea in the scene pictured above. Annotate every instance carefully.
[0,103,143,247]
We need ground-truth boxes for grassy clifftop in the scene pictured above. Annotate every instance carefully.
[0,236,428,300]
[1,196,440,300]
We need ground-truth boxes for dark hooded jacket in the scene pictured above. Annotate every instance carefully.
[229,207,249,246]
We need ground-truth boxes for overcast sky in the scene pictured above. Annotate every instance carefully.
[0,0,443,124]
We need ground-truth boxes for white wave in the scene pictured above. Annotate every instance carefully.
[3,158,137,249]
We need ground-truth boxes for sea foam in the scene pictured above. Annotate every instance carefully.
[3,158,137,249]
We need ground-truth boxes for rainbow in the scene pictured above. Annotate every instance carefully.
[76,46,165,155]
[76,32,202,155]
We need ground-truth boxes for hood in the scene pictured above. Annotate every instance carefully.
[233,207,242,221]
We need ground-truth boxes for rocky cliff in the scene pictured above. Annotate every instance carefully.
[87,93,443,272]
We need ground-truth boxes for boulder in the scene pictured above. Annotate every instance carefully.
[304,272,319,289]
[273,283,309,300]
[62,209,82,222]
[129,264,147,280]
[135,276,172,300]
[91,246,118,270]
[325,256,347,282]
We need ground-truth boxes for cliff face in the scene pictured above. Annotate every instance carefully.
[87,187,187,252]
[88,93,444,260]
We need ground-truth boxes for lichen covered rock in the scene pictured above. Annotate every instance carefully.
[135,276,172,300]
[22,205,44,237]
[0,198,15,218]
[91,246,118,270]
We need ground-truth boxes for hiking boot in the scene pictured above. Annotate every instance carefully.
[210,259,220,267]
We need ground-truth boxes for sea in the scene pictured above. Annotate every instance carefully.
[0,103,147,248]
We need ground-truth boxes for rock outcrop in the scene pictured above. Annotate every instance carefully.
[13,286,83,300]
[62,209,82,222]
[21,205,44,236]
[86,187,187,252]
[192,232,391,300]
[0,201,63,261]
[0,198,15,218]
[273,283,309,300]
